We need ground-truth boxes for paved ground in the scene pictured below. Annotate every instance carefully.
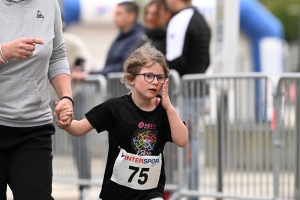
[7,184,216,200]
[7,184,101,200]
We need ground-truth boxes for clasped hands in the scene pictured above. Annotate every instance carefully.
[54,99,74,129]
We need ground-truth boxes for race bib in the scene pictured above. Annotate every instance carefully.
[111,148,162,190]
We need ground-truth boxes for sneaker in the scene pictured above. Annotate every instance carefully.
[80,187,90,200]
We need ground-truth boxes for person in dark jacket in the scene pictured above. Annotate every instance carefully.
[90,1,143,76]
[135,0,171,55]
[165,1,211,200]
[166,0,211,77]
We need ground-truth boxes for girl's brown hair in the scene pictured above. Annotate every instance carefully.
[121,45,169,89]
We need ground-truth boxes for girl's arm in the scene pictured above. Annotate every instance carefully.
[165,106,188,147]
[161,79,188,147]
[63,118,94,137]
[57,107,94,137]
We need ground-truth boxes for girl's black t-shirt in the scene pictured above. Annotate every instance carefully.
[85,94,172,200]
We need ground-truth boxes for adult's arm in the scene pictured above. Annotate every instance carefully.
[49,1,73,124]
[50,74,72,101]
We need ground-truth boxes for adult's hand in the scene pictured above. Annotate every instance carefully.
[54,100,74,129]
[1,38,44,61]
[71,66,88,82]
[50,74,73,128]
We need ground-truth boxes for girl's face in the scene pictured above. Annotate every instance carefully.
[130,62,165,99]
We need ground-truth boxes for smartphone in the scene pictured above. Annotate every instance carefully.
[74,58,85,71]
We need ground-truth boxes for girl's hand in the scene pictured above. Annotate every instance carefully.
[161,78,173,111]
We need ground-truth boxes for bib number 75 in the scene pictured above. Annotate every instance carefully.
[128,166,150,185]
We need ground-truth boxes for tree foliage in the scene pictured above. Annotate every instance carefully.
[260,0,299,41]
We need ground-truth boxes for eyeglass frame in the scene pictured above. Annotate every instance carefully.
[131,73,169,84]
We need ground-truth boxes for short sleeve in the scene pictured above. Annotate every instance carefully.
[85,100,114,133]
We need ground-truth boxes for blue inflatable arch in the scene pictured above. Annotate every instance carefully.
[240,0,283,72]
[62,0,80,26]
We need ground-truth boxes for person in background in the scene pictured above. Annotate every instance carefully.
[90,1,143,76]
[135,0,171,55]
[0,0,73,199]
[165,0,210,76]
[62,17,94,82]
[57,45,188,200]
[62,16,95,200]
[165,0,211,199]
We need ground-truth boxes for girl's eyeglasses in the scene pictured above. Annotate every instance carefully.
[132,73,168,84]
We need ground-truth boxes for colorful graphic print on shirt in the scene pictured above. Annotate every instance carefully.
[131,122,157,156]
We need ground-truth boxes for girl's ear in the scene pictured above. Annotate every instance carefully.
[126,73,135,86]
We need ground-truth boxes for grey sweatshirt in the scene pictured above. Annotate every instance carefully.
[0,0,70,127]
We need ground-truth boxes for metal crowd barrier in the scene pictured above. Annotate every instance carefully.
[50,75,108,187]
[173,73,276,200]
[273,74,300,200]
[106,72,130,99]
[49,72,300,200]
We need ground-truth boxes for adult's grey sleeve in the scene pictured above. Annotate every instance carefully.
[48,0,70,81]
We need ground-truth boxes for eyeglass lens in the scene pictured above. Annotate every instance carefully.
[144,73,166,83]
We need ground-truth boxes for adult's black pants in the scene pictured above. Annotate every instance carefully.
[0,123,55,200]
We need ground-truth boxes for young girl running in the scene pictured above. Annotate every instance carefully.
[57,45,188,200]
